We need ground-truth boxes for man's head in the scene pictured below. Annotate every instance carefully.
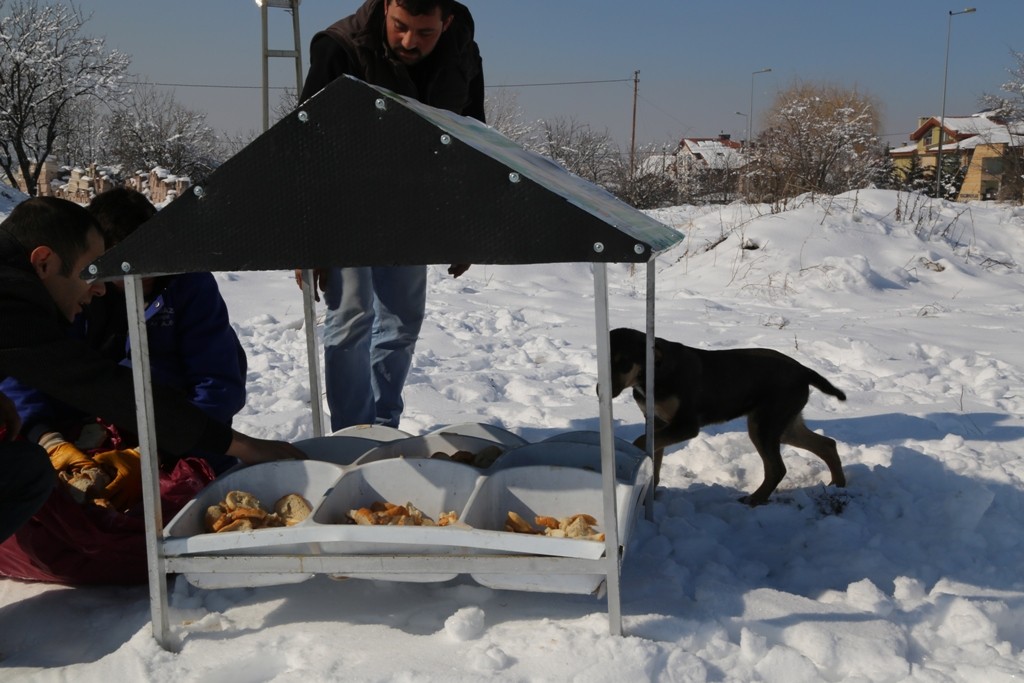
[87,187,157,248]
[384,0,454,66]
[0,196,106,321]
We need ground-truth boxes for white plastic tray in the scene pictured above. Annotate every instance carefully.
[293,435,381,466]
[463,464,651,594]
[164,459,344,588]
[426,422,529,449]
[330,424,411,442]
[162,426,651,593]
[353,432,506,465]
[312,457,483,582]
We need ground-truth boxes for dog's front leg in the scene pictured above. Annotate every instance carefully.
[633,418,699,492]
[632,433,665,492]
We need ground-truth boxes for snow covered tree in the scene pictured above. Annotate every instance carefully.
[102,83,219,180]
[608,143,679,209]
[0,0,129,194]
[535,115,618,187]
[932,154,967,201]
[484,89,537,148]
[52,95,103,166]
[746,82,885,201]
[272,87,298,127]
[981,49,1024,120]
[890,154,930,194]
[980,49,1024,202]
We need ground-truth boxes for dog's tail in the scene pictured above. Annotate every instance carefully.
[807,370,847,401]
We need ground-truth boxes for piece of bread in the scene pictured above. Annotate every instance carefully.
[504,510,537,534]
[274,493,312,526]
[60,467,112,503]
[348,507,376,525]
[224,490,261,512]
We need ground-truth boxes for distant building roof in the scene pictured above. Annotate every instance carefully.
[889,143,917,156]
[679,135,745,169]
[911,111,1024,147]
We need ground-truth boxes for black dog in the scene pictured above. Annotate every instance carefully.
[606,327,846,505]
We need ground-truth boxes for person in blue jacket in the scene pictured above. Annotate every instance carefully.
[0,187,247,475]
[85,187,248,473]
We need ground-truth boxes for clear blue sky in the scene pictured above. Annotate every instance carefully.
[69,0,1024,150]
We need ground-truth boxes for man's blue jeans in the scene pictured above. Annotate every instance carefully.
[322,265,426,431]
[0,440,55,543]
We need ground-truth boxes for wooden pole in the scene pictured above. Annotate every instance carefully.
[629,70,639,176]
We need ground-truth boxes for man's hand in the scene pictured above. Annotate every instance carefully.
[0,391,21,441]
[294,268,327,302]
[226,431,306,466]
[93,449,143,510]
[41,433,93,472]
[447,264,471,278]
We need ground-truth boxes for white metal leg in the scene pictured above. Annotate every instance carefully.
[593,263,623,636]
[644,259,656,519]
[126,275,173,650]
[301,269,326,437]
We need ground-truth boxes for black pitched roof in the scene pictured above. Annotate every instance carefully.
[89,76,681,279]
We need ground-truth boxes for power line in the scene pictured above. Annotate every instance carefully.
[488,78,633,88]
[125,79,289,91]
[126,77,635,91]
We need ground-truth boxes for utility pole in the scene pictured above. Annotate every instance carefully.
[630,70,639,176]
[257,0,304,133]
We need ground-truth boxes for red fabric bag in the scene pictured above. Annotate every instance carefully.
[0,456,215,585]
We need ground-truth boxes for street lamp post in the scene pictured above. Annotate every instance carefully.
[935,7,976,199]
[735,112,748,147]
[748,68,772,148]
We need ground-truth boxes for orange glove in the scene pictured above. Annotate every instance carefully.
[93,448,143,511]
[41,433,94,473]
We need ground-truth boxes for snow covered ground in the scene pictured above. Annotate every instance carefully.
[3,188,1024,681]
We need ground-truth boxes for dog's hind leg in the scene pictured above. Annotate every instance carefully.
[744,412,787,506]
[781,415,845,487]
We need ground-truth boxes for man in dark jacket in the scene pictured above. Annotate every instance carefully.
[1,188,249,475]
[0,196,303,583]
[0,197,302,474]
[295,0,484,431]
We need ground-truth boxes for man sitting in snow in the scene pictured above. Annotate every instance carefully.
[0,195,303,584]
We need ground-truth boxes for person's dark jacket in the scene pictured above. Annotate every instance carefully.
[2,272,246,443]
[300,0,484,123]
[0,232,232,457]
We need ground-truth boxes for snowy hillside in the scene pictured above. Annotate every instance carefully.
[3,189,1024,681]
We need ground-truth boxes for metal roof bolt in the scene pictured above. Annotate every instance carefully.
[121,262,131,273]
[634,244,645,255]
[375,98,387,111]
[87,264,98,276]
[508,172,521,183]
[440,134,452,145]
[297,110,309,123]
[193,186,205,199]
[593,242,605,253]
